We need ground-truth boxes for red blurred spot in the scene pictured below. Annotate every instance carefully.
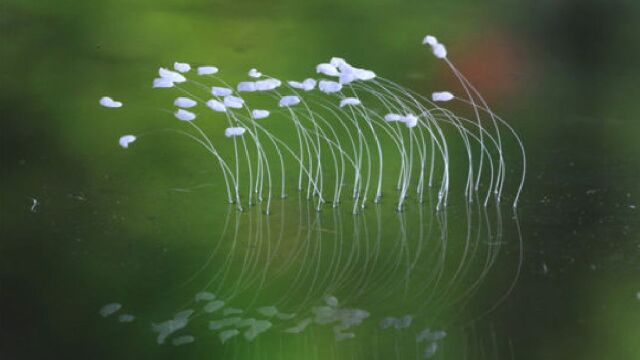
[444,32,530,103]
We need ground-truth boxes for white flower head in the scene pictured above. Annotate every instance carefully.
[432,43,447,59]
[432,91,454,102]
[255,78,281,91]
[319,80,342,94]
[251,109,270,120]
[248,68,262,78]
[99,96,122,108]
[159,68,186,83]
[237,81,256,92]
[225,127,246,137]
[223,95,244,109]
[174,62,191,73]
[206,99,226,112]
[197,66,219,75]
[384,113,403,122]
[339,97,361,107]
[174,97,197,108]
[279,95,300,107]
[316,63,340,77]
[403,114,418,128]
[119,135,136,148]
[422,35,438,46]
[153,77,174,88]
[212,87,233,97]
[175,109,196,121]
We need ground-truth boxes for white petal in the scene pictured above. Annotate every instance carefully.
[174,97,197,108]
[316,63,340,77]
[402,114,418,128]
[223,95,244,109]
[175,109,196,121]
[384,113,403,122]
[99,96,122,108]
[252,109,270,119]
[248,68,262,78]
[153,77,174,88]
[174,62,191,73]
[225,127,246,137]
[255,78,281,91]
[339,97,361,107]
[353,68,376,81]
[206,99,227,112]
[119,135,136,149]
[237,81,257,92]
[330,57,348,69]
[197,66,219,75]
[212,86,233,97]
[318,80,342,94]
[422,35,438,46]
[288,80,304,89]
[279,95,300,107]
[432,91,454,102]
[432,43,447,59]
[302,78,316,91]
[159,68,186,83]
[339,71,356,85]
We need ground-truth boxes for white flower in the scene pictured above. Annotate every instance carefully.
[255,78,281,91]
[319,80,342,94]
[316,63,340,77]
[237,81,257,92]
[99,96,122,108]
[174,97,197,108]
[339,97,361,107]
[175,109,196,121]
[432,91,454,102]
[174,62,191,73]
[251,109,270,120]
[153,77,174,88]
[223,95,244,109]
[119,135,136,148]
[248,68,262,78]
[279,95,300,107]
[384,113,403,122]
[197,66,219,75]
[432,43,447,59]
[225,127,246,137]
[212,87,233,97]
[402,114,418,128]
[330,57,348,68]
[422,35,438,46]
[159,68,186,83]
[288,78,316,91]
[206,99,227,112]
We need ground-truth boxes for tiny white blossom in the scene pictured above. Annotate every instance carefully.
[252,109,270,120]
[279,95,300,107]
[339,97,361,107]
[174,97,197,108]
[175,109,196,121]
[225,127,246,137]
[174,62,191,73]
[248,68,262,78]
[119,135,136,149]
[212,87,233,97]
[197,66,219,75]
[316,63,340,77]
[432,91,454,102]
[223,95,244,109]
[99,96,122,108]
[319,80,342,94]
[206,99,227,112]
[237,81,257,92]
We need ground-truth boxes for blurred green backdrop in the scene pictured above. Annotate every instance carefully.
[1,0,639,359]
